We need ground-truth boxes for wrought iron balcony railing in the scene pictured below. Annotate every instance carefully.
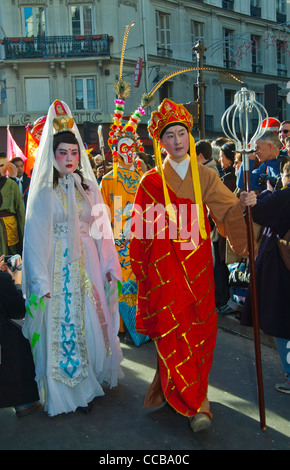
[0,35,111,60]
[157,47,173,58]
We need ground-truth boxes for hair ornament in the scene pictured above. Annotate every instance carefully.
[52,99,75,134]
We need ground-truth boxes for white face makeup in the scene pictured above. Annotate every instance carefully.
[160,125,189,162]
[55,143,79,175]
[117,137,136,165]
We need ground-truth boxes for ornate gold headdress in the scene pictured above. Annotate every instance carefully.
[52,100,75,134]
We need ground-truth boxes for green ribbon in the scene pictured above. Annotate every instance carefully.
[118,281,123,296]
[31,332,40,348]
[26,294,46,318]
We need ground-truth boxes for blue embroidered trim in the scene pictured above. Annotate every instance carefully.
[59,248,79,378]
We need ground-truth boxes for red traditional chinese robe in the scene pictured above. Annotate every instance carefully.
[130,157,249,417]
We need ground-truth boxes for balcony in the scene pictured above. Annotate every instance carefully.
[0,35,111,60]
[157,47,173,58]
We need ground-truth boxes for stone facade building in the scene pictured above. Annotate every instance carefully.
[0,0,289,153]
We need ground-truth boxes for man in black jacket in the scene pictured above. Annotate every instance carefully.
[10,157,31,210]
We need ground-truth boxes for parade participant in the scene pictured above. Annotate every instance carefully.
[130,98,249,432]
[24,115,47,177]
[31,116,47,143]
[100,21,149,347]
[101,92,149,346]
[10,157,31,210]
[100,106,145,345]
[21,99,123,417]
[0,154,25,255]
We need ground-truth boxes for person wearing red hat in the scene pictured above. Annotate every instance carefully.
[130,98,250,433]
[261,117,280,136]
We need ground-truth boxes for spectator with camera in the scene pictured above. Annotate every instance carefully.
[0,254,40,416]
[237,131,283,191]
[240,161,290,394]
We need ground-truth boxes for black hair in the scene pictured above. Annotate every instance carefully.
[160,122,188,139]
[195,140,212,160]
[53,131,89,191]
[221,142,235,163]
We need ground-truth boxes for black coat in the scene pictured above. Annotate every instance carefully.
[0,272,39,408]
[241,186,290,338]
[221,166,236,193]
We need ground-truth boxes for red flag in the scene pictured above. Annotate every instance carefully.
[6,126,27,162]
[24,127,39,176]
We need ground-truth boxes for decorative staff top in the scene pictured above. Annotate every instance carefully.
[221,87,268,153]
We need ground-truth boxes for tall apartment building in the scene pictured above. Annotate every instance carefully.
[0,0,289,153]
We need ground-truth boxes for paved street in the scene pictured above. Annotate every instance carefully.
[0,317,289,451]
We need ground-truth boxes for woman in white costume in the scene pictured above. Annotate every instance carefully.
[22,100,123,417]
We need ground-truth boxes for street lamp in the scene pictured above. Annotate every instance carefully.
[192,40,207,139]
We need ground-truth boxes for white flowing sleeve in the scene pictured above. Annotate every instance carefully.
[22,188,54,299]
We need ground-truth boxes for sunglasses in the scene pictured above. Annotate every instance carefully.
[279,129,290,134]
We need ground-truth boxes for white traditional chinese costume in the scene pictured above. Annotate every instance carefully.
[22,100,123,416]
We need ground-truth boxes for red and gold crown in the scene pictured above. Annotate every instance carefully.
[31,115,47,142]
[148,99,194,141]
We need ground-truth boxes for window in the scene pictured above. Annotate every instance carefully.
[191,21,206,63]
[75,77,96,110]
[277,40,287,77]
[71,5,93,35]
[223,29,235,69]
[278,95,287,122]
[276,0,286,22]
[225,89,236,109]
[25,78,50,112]
[23,7,46,37]
[277,0,286,14]
[250,0,261,17]
[251,35,262,73]
[222,0,234,10]
[156,12,172,57]
[158,81,172,102]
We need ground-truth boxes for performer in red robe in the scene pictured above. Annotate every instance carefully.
[130,98,250,432]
